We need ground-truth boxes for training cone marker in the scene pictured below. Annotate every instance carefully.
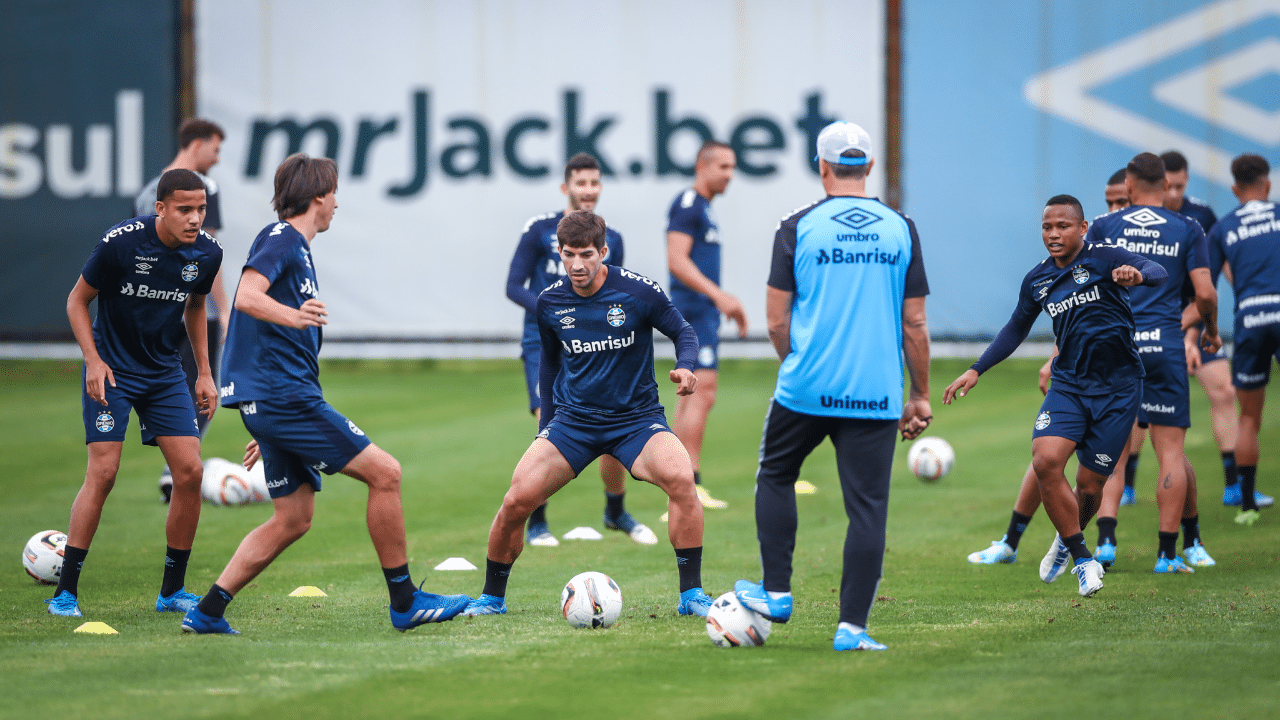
[74,621,118,635]
[434,557,478,571]
[289,586,328,597]
[562,526,604,540]
[795,480,818,495]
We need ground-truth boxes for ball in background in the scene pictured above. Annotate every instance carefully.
[561,571,623,629]
[907,436,955,482]
[201,457,269,505]
[706,591,771,647]
[23,530,67,585]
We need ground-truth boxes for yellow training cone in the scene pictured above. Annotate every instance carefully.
[289,586,327,597]
[74,621,118,634]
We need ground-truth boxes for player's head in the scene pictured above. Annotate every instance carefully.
[562,153,602,212]
[556,210,609,291]
[1125,152,1166,202]
[1159,150,1189,211]
[154,169,207,245]
[274,152,339,229]
[694,140,735,197]
[178,118,225,174]
[1230,153,1272,200]
[1042,194,1087,265]
[1105,169,1129,212]
[815,121,874,182]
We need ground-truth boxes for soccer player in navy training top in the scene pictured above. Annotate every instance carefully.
[1207,154,1280,526]
[945,194,1168,598]
[666,140,743,511]
[505,153,656,547]
[733,121,932,652]
[1086,153,1220,573]
[464,210,716,618]
[49,169,223,619]
[182,153,469,635]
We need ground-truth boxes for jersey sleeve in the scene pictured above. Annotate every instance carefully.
[203,187,223,231]
[535,295,561,429]
[133,177,159,218]
[1096,244,1168,286]
[192,235,223,296]
[80,228,128,290]
[904,217,929,298]
[1208,227,1226,285]
[767,216,798,292]
[607,230,624,267]
[1184,220,1209,273]
[506,226,543,314]
[971,270,1041,375]
[244,229,292,284]
[667,193,703,237]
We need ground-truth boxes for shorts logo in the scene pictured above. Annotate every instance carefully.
[311,461,328,471]
[537,428,550,439]
[241,401,257,415]
[606,306,626,327]
[95,413,114,432]
[1072,266,1089,284]
[559,315,576,329]
[181,263,198,282]
[266,477,288,489]
[698,346,716,367]
[1095,454,1113,465]
[648,423,665,430]
[1035,412,1050,430]
[347,420,365,436]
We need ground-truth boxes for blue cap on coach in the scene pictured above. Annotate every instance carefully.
[814,121,872,166]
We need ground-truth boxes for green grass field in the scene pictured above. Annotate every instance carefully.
[2,357,1278,720]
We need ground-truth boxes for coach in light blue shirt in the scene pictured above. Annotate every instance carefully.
[733,121,932,652]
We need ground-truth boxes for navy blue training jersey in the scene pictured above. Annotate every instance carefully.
[667,188,721,309]
[220,222,323,406]
[536,267,698,426]
[1173,195,1217,235]
[80,217,222,377]
[506,210,624,333]
[972,243,1168,395]
[1086,205,1208,335]
[1210,199,1280,309]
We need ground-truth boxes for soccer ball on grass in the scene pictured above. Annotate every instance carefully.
[561,571,623,629]
[706,591,771,647]
[23,530,67,585]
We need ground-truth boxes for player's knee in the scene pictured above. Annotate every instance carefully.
[275,510,313,540]
[169,458,203,488]
[1030,453,1060,482]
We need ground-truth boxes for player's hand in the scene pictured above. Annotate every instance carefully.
[1184,333,1202,375]
[194,373,218,419]
[716,293,748,338]
[670,368,697,396]
[84,359,116,407]
[899,398,932,440]
[943,369,979,404]
[294,298,328,329]
[1199,327,1222,355]
[1038,358,1052,395]
[1112,265,1144,287]
[243,440,261,470]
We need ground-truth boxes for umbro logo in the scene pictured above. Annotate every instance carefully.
[135,262,152,273]
[1096,454,1113,465]
[560,316,576,328]
[1121,208,1168,228]
[831,207,883,230]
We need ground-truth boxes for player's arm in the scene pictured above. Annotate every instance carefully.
[1109,247,1168,287]
[183,293,217,419]
[66,276,114,406]
[900,295,932,440]
[944,278,1040,403]
[505,229,542,313]
[1038,345,1058,395]
[536,305,561,428]
[766,287,792,361]
[651,299,700,396]
[666,230,747,337]
[233,268,327,329]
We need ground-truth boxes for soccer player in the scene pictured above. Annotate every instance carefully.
[1105,168,1131,213]
[733,122,932,652]
[1087,153,1220,573]
[666,140,743,510]
[134,119,232,502]
[945,194,1168,597]
[49,169,223,618]
[1207,153,1280,526]
[505,153,655,547]
[462,210,715,618]
[181,153,469,634]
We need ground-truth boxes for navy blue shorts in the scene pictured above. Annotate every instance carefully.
[1135,342,1191,428]
[238,398,372,498]
[1232,302,1280,390]
[538,409,671,475]
[82,366,198,446]
[520,330,541,413]
[1032,384,1142,476]
[677,301,720,370]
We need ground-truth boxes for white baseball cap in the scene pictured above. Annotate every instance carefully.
[814,121,872,166]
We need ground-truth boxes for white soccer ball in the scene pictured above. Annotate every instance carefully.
[560,571,623,629]
[23,530,67,585]
[706,591,770,647]
[201,457,267,505]
[907,436,955,482]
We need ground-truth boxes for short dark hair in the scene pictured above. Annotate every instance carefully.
[831,149,870,180]
[556,210,607,250]
[1231,153,1271,188]
[695,139,732,165]
[564,153,601,183]
[1045,194,1085,222]
[1127,152,1166,185]
[1107,169,1127,186]
[273,153,338,220]
[156,168,207,203]
[1159,150,1188,174]
[178,118,225,149]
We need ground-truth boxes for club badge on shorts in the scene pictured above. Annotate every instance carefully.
[1035,411,1050,430]
[96,412,115,432]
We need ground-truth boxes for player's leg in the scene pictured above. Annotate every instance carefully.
[153,434,204,611]
[1234,386,1267,524]
[1094,422,1140,568]
[1121,424,1145,505]
[1180,455,1215,566]
[48,441,124,616]
[1149,424,1194,573]
[967,463,1039,564]
[735,400,826,622]
[673,369,727,509]
[830,417,896,651]
[600,454,656,545]
[1193,357,1245,505]
[523,346,557,547]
